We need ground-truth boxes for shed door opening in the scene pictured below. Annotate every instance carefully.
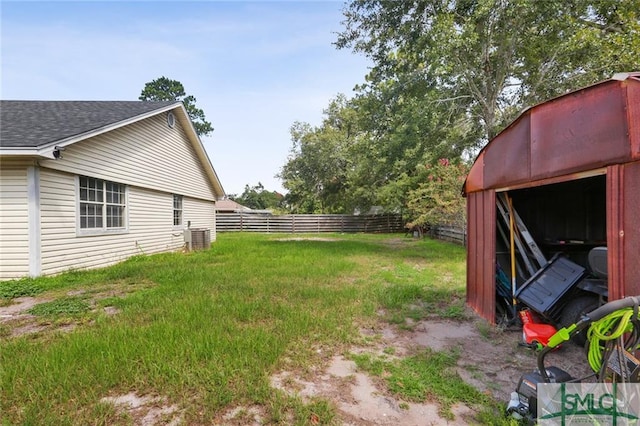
[508,175,605,269]
[494,174,607,328]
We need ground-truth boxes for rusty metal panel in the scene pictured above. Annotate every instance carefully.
[531,82,630,181]
[623,161,640,297]
[483,114,531,189]
[466,194,480,311]
[482,190,496,322]
[607,165,624,300]
[627,79,640,160]
[464,151,485,194]
[466,190,496,322]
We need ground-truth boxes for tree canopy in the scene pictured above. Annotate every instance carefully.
[278,0,639,228]
[229,183,284,212]
[139,76,214,136]
[337,0,640,143]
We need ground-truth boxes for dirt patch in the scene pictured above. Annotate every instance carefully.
[100,392,182,426]
[272,354,472,425]
[381,237,417,248]
[220,405,266,425]
[269,312,593,425]
[0,296,51,317]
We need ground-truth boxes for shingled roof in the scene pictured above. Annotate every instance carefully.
[0,100,178,148]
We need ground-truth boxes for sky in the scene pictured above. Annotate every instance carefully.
[0,0,371,196]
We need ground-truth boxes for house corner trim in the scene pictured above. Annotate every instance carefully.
[27,166,41,277]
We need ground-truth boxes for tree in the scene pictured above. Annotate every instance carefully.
[406,158,469,229]
[139,76,214,136]
[279,95,359,214]
[230,183,284,211]
[337,0,640,146]
[282,0,639,220]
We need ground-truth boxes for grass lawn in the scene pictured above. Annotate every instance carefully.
[0,233,508,425]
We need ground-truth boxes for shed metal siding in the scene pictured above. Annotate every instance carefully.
[0,165,29,279]
[484,114,531,189]
[38,114,216,202]
[466,190,496,321]
[606,164,625,300]
[605,161,640,299]
[530,82,630,180]
[466,193,481,314]
[623,161,640,297]
[626,79,640,160]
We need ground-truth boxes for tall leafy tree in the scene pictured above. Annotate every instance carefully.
[278,95,359,213]
[139,76,214,136]
[337,0,640,145]
[282,0,638,219]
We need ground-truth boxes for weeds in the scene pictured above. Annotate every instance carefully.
[27,296,91,316]
[0,279,44,299]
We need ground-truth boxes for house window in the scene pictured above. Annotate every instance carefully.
[173,194,183,226]
[79,176,126,230]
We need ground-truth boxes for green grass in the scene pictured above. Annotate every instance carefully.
[0,233,508,425]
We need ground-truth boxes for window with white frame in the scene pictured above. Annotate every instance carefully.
[79,176,126,231]
[173,194,183,226]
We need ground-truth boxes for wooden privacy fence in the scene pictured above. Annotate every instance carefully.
[216,213,405,234]
[429,225,467,246]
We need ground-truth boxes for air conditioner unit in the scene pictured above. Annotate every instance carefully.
[184,228,211,251]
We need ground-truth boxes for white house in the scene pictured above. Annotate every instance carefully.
[0,100,225,280]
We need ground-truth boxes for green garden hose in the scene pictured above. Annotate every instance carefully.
[586,307,640,373]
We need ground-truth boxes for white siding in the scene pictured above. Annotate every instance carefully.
[39,114,217,202]
[38,168,216,277]
[0,166,29,279]
[184,197,217,242]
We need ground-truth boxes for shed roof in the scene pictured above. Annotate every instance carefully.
[464,72,640,195]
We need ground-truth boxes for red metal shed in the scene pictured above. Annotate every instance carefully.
[464,72,640,323]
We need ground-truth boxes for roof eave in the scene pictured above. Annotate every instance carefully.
[0,147,56,159]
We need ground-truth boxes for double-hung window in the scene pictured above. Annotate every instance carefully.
[173,194,183,226]
[79,176,126,232]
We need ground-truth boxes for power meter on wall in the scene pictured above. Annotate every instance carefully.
[167,111,176,128]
